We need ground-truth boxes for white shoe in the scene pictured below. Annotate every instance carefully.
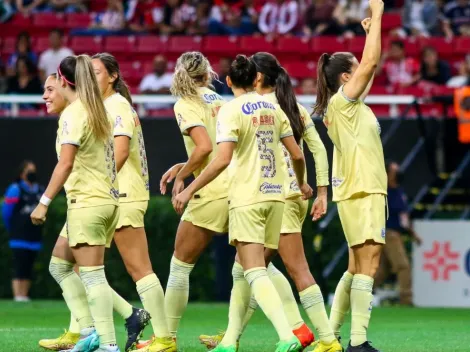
[14,296,31,302]
[95,345,120,352]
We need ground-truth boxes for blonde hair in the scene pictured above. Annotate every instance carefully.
[170,52,217,102]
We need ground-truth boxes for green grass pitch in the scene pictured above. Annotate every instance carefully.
[0,301,469,352]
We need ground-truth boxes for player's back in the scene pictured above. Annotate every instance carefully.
[217,92,293,209]
[174,87,228,202]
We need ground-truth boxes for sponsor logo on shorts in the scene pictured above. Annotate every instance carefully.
[241,101,276,115]
[290,180,299,192]
[332,177,343,187]
[381,228,386,238]
[259,182,282,194]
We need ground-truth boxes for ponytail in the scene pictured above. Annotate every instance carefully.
[115,78,133,105]
[75,55,111,141]
[275,67,304,143]
[313,53,331,116]
[171,66,201,102]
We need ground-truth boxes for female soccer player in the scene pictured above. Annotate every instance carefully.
[173,54,311,352]
[38,72,151,352]
[313,1,386,350]
[31,55,121,352]
[91,52,175,352]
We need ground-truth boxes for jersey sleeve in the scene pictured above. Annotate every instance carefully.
[112,102,135,139]
[174,100,205,136]
[279,110,294,139]
[216,104,239,143]
[300,106,329,186]
[60,110,85,146]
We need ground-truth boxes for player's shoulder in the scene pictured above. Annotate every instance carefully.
[63,99,86,119]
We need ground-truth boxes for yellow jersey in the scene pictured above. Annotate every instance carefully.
[174,87,228,202]
[324,86,387,202]
[263,93,329,199]
[216,92,293,209]
[56,99,119,209]
[105,93,150,203]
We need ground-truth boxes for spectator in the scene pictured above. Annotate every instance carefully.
[447,54,470,87]
[442,0,470,39]
[2,160,44,302]
[374,161,422,306]
[397,0,439,37]
[7,56,43,96]
[299,77,317,95]
[377,40,420,87]
[333,0,370,37]
[212,57,232,95]
[7,32,38,77]
[46,0,87,13]
[14,0,47,15]
[420,46,451,85]
[156,0,196,35]
[0,0,15,23]
[258,0,299,35]
[187,0,211,35]
[303,0,339,36]
[37,29,74,80]
[126,0,161,32]
[89,0,125,33]
[139,55,173,109]
[208,0,258,35]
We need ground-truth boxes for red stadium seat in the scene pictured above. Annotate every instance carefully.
[381,13,402,31]
[369,86,395,95]
[283,61,316,79]
[89,0,108,12]
[66,13,92,28]
[239,36,275,54]
[168,36,202,53]
[2,37,16,55]
[33,13,66,29]
[9,14,31,28]
[456,37,470,54]
[276,37,310,54]
[419,37,454,57]
[348,37,366,54]
[312,37,347,54]
[119,61,142,84]
[203,36,239,54]
[104,36,136,53]
[70,36,103,55]
[34,36,50,53]
[137,36,169,54]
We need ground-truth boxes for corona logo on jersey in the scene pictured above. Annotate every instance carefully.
[413,220,470,307]
[203,93,222,104]
[241,101,276,115]
[454,87,470,144]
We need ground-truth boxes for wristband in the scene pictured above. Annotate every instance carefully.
[40,195,52,206]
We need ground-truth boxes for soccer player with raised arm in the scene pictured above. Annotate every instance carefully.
[313,1,386,351]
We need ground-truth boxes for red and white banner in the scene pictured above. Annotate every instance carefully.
[413,220,470,307]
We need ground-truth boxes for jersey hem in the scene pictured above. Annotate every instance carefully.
[229,198,285,210]
[333,190,388,202]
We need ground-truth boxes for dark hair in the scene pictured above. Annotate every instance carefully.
[16,55,37,76]
[390,40,404,50]
[50,28,64,37]
[16,31,32,53]
[421,46,437,60]
[228,55,256,90]
[313,52,355,116]
[92,52,133,105]
[17,160,34,181]
[251,52,304,143]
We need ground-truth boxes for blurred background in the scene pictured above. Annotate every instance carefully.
[0,0,469,308]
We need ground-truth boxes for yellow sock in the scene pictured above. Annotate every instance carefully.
[164,256,194,337]
[137,273,170,338]
[80,266,115,345]
[350,274,374,346]
[267,263,304,330]
[68,311,80,334]
[240,296,257,336]
[245,267,294,342]
[221,262,251,346]
[299,284,334,343]
[49,256,93,329]
[111,289,133,319]
[330,271,353,338]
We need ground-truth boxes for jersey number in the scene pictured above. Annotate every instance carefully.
[256,130,276,178]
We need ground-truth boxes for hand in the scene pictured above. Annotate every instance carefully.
[311,187,328,221]
[160,163,184,194]
[172,177,185,198]
[411,231,423,246]
[172,189,192,215]
[31,204,48,225]
[369,0,384,17]
[299,183,313,200]
[361,17,371,35]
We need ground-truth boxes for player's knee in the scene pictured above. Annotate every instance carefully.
[125,261,153,283]
[49,256,74,284]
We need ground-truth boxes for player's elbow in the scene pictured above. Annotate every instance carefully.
[199,143,213,157]
[291,151,305,162]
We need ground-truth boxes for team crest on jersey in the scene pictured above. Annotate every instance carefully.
[177,113,185,127]
[115,116,124,128]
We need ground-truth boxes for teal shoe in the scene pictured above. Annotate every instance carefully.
[67,330,100,352]
[275,336,302,352]
[211,344,237,352]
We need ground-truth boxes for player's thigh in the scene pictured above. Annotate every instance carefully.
[236,242,267,270]
[347,248,356,274]
[352,241,383,276]
[278,232,310,275]
[51,225,74,263]
[281,197,308,234]
[174,221,214,264]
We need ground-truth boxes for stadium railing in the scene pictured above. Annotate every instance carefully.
[0,94,416,117]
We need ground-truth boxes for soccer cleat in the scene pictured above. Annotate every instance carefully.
[199,331,225,350]
[311,339,344,352]
[61,329,99,352]
[39,330,81,351]
[94,345,120,352]
[208,344,237,352]
[293,323,315,349]
[136,335,154,349]
[124,307,151,352]
[133,337,176,352]
[275,336,303,352]
[345,341,380,352]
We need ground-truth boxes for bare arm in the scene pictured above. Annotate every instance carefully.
[176,126,213,181]
[114,136,130,173]
[360,72,375,100]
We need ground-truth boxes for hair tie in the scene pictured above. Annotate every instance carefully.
[57,66,75,86]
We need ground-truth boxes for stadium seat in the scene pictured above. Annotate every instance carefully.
[2,37,16,55]
[239,36,275,54]
[203,36,239,54]
[34,36,50,53]
[70,36,103,55]
[276,37,310,54]
[283,61,316,79]
[66,13,92,28]
[419,37,454,57]
[89,0,108,12]
[369,86,395,95]
[312,37,347,54]
[119,61,142,85]
[381,13,402,31]
[456,37,470,54]
[104,36,136,53]
[9,13,31,28]
[137,36,169,54]
[33,13,66,29]
[168,36,202,53]
[348,37,366,54]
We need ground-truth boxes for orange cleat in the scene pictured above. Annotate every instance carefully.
[293,323,315,349]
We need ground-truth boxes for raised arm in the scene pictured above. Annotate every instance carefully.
[343,0,384,101]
